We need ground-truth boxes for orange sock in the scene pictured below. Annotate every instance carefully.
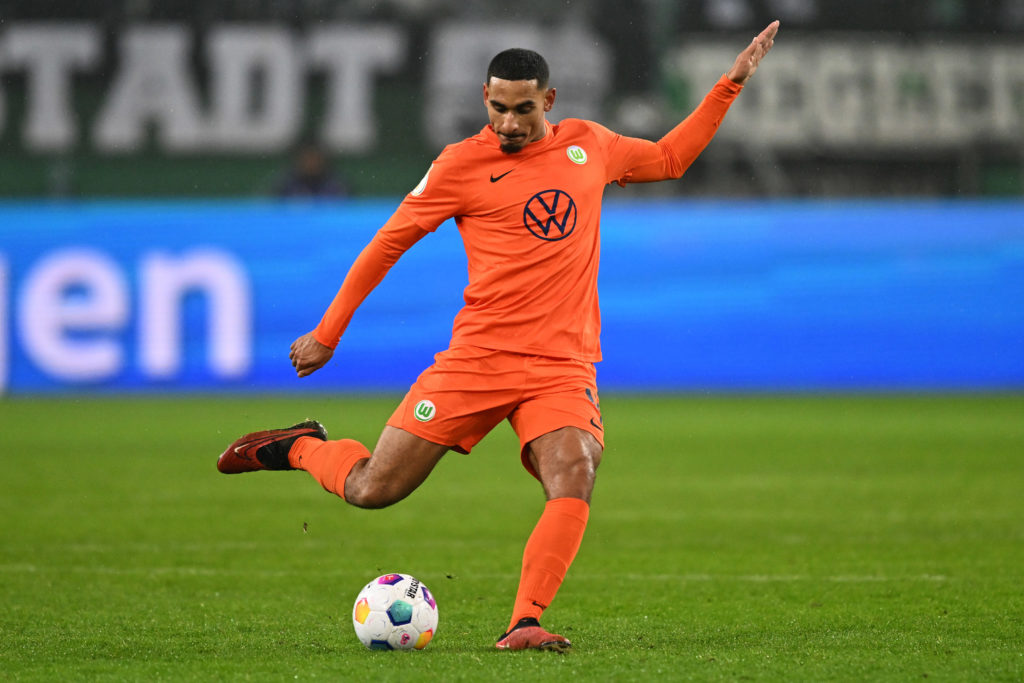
[289,437,370,500]
[508,497,590,631]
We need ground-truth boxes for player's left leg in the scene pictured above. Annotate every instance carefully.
[498,353,604,651]
[497,426,602,651]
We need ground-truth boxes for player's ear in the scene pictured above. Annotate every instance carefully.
[543,87,556,112]
[482,83,490,104]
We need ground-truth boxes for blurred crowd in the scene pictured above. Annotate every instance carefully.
[0,0,1021,198]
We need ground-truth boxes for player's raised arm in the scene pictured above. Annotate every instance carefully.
[609,20,779,185]
[726,20,779,85]
[289,213,430,378]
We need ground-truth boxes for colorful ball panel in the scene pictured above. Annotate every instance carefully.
[421,585,437,610]
[353,597,371,625]
[414,629,434,650]
[387,599,413,626]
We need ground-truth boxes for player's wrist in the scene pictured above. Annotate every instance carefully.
[723,71,747,87]
[712,74,745,99]
[311,325,340,350]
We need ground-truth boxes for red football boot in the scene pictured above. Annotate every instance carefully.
[217,420,327,474]
[495,617,572,653]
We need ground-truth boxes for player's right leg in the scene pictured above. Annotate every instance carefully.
[218,347,509,507]
[217,421,447,510]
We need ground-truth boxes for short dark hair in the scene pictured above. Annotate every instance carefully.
[486,48,549,89]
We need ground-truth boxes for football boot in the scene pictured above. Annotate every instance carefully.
[217,420,327,474]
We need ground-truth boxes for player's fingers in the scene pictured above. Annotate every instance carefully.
[755,35,774,59]
[741,39,761,67]
[753,24,778,52]
[296,360,324,378]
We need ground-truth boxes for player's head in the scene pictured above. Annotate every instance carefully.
[484,48,556,154]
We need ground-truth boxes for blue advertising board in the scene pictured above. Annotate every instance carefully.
[1,200,1022,393]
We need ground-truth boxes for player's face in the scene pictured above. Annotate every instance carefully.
[483,78,556,154]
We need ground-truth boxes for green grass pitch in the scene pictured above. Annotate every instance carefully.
[2,394,1022,681]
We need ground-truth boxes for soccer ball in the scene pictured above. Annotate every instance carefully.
[351,573,438,650]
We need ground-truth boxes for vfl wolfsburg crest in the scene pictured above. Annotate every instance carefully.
[566,145,587,164]
[414,400,436,422]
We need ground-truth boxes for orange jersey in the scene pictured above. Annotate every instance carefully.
[313,75,743,360]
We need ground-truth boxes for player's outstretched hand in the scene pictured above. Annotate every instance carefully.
[727,20,779,85]
[290,331,334,378]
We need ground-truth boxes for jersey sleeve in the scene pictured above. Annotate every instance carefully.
[312,212,429,349]
[394,143,467,232]
[589,74,743,185]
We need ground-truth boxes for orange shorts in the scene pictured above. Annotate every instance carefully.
[387,345,604,478]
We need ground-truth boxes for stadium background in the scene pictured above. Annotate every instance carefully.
[2,0,1022,395]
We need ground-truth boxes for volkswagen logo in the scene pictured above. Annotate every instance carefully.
[523,189,577,242]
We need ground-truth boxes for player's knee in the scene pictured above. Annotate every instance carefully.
[567,442,601,477]
[568,450,600,485]
[344,469,413,510]
[542,450,600,501]
[345,480,399,509]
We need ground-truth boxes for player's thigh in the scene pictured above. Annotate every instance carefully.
[508,357,604,480]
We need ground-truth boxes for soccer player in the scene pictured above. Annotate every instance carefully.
[218,20,779,652]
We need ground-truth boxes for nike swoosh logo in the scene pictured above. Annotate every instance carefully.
[235,428,319,456]
[490,169,513,182]
[589,418,604,432]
